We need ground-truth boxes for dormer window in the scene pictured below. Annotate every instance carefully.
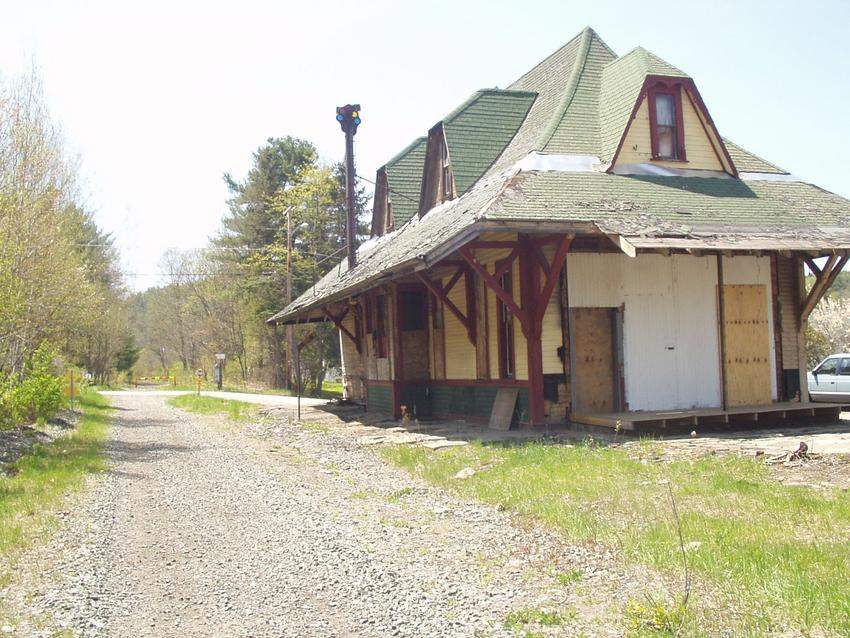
[441,142,453,200]
[648,83,686,161]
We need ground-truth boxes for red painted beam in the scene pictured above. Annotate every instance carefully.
[535,235,573,324]
[459,246,527,327]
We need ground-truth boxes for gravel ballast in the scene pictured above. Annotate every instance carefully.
[0,393,663,637]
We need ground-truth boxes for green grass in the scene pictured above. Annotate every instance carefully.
[381,441,850,636]
[167,394,254,421]
[137,380,344,400]
[0,391,111,574]
[504,607,573,629]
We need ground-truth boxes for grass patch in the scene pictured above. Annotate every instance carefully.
[624,598,690,637]
[167,394,254,421]
[385,487,414,503]
[0,391,110,572]
[381,441,850,635]
[504,607,572,629]
[555,568,583,586]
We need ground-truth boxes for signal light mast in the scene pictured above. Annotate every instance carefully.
[336,104,361,270]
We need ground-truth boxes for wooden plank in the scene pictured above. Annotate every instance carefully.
[571,307,616,413]
[488,387,519,431]
[721,284,773,407]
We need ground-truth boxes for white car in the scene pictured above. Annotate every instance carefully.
[808,354,850,402]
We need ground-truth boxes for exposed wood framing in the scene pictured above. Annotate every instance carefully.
[801,254,849,322]
[322,305,361,354]
[460,233,573,425]
[414,267,476,345]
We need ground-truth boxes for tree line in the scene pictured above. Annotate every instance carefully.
[131,137,368,395]
[0,70,137,426]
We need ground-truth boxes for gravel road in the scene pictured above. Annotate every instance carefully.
[1,393,659,637]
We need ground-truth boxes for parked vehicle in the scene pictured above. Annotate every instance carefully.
[808,354,850,402]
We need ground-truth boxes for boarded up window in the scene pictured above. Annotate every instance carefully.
[721,284,772,406]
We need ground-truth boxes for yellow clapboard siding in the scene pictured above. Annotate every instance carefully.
[474,243,513,380]
[443,274,477,379]
[617,94,724,171]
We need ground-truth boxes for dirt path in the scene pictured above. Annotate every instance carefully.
[1,394,660,637]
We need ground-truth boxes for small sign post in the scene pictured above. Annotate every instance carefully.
[195,368,204,396]
[214,353,225,390]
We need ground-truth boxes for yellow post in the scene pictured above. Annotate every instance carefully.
[69,369,75,410]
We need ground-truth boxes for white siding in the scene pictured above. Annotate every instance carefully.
[568,253,729,411]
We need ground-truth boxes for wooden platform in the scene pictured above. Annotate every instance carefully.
[570,402,846,433]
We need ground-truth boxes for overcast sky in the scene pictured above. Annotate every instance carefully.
[2,0,848,290]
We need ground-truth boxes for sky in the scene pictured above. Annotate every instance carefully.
[1,0,848,290]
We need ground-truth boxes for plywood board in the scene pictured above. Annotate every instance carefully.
[722,284,772,406]
[572,308,616,413]
[488,387,519,431]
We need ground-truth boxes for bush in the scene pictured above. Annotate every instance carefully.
[0,343,65,428]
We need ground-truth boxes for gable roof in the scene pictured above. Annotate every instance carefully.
[270,27,850,324]
[598,47,690,164]
[382,136,427,228]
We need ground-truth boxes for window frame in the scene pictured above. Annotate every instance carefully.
[647,82,687,162]
[373,293,388,359]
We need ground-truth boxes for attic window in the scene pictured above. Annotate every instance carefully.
[441,142,453,200]
[648,84,686,161]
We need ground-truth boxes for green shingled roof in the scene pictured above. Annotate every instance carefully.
[491,172,850,230]
[271,27,848,324]
[443,89,537,195]
[383,137,427,228]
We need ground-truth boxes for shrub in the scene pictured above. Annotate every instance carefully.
[0,343,65,427]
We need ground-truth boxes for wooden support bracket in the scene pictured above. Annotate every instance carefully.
[801,254,848,322]
[414,271,476,344]
[322,305,361,353]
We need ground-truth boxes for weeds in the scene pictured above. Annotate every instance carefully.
[0,391,110,571]
[555,568,583,586]
[167,395,253,421]
[381,440,850,634]
[504,607,573,629]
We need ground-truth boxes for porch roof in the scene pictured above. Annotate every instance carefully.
[268,165,850,325]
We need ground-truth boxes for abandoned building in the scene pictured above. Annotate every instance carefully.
[268,27,850,431]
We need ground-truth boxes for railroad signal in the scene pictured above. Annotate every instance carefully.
[335,104,361,135]
[336,102,361,270]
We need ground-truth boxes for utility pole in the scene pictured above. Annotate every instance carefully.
[285,206,296,390]
[335,104,361,270]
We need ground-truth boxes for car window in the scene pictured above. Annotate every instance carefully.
[840,358,850,376]
[817,358,839,375]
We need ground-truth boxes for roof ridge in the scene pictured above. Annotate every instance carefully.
[536,27,593,149]
[382,136,427,169]
[506,27,590,90]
